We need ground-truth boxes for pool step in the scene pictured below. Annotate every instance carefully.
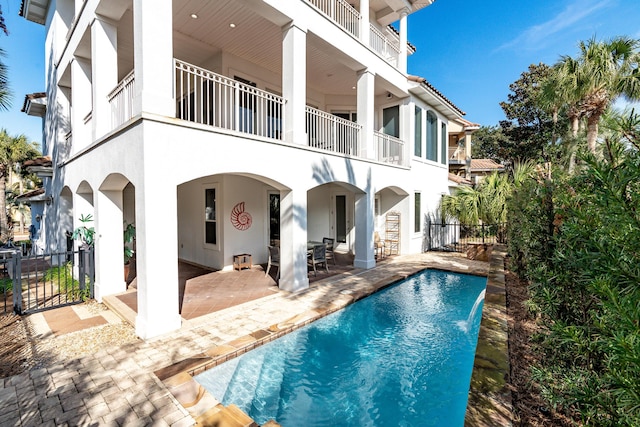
[196,403,260,426]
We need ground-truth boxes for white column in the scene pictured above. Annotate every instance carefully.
[278,188,309,292]
[94,190,127,300]
[359,0,370,46]
[133,0,174,117]
[398,8,409,73]
[282,23,307,145]
[357,69,375,159]
[71,58,92,152]
[135,174,181,339]
[91,17,118,139]
[354,191,376,269]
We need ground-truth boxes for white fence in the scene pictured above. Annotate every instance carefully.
[369,25,400,66]
[373,130,407,166]
[306,0,360,37]
[306,107,361,156]
[108,70,135,130]
[174,59,284,140]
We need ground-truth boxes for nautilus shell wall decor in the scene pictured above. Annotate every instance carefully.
[230,202,252,230]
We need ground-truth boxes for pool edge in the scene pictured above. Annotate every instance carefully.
[464,245,513,427]
[155,255,510,426]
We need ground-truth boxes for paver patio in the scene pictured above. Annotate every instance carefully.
[0,252,490,426]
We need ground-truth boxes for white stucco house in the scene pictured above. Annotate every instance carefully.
[20,0,471,339]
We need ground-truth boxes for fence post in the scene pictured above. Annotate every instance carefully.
[427,220,431,251]
[78,247,86,294]
[482,223,485,244]
[88,247,95,299]
[12,251,22,315]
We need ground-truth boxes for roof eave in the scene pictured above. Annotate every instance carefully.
[408,83,464,121]
[20,0,50,25]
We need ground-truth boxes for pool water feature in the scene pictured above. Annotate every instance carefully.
[196,270,487,426]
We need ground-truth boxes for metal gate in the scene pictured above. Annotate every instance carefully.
[1,248,94,315]
[427,222,507,252]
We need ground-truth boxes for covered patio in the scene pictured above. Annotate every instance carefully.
[103,252,358,326]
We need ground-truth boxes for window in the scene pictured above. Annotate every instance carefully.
[441,122,447,165]
[269,193,280,245]
[383,106,400,138]
[205,188,217,245]
[414,106,422,157]
[414,192,421,233]
[426,111,437,161]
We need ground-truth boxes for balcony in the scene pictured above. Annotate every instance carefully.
[306,107,361,156]
[306,0,360,37]
[108,70,135,130]
[304,0,401,67]
[106,60,408,167]
[374,131,408,167]
[174,60,284,140]
[449,146,467,164]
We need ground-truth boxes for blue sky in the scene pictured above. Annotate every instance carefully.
[1,0,640,146]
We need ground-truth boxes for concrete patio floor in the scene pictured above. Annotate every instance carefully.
[0,251,499,426]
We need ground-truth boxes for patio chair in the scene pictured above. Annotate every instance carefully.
[265,245,280,280]
[322,237,336,265]
[308,244,328,276]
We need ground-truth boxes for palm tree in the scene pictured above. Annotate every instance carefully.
[0,48,11,111]
[544,36,640,154]
[440,162,535,225]
[0,130,41,242]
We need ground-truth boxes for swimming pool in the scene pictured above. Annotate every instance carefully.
[196,269,486,426]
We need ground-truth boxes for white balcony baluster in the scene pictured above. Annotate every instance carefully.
[369,25,400,66]
[306,0,360,37]
[108,70,135,130]
[373,130,408,166]
[306,106,361,156]
[174,59,284,140]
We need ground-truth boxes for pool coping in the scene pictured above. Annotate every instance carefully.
[154,254,511,426]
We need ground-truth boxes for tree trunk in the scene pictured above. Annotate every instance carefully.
[586,114,599,154]
[0,169,7,243]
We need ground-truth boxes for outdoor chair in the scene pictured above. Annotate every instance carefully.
[265,245,280,280]
[322,237,336,265]
[308,244,328,276]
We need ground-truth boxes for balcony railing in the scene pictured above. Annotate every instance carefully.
[306,0,360,37]
[174,59,284,140]
[369,25,400,66]
[108,70,135,130]
[306,107,361,156]
[374,131,407,166]
[449,146,467,162]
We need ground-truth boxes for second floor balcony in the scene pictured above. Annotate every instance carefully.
[105,59,408,167]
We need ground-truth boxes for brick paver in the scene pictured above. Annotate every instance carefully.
[0,252,488,426]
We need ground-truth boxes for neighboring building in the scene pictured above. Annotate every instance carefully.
[20,0,470,338]
[447,117,480,181]
[469,158,505,185]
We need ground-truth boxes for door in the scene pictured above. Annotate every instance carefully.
[333,193,350,251]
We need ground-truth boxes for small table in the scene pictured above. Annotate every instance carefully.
[233,253,252,271]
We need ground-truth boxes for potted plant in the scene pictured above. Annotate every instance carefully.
[71,214,95,249]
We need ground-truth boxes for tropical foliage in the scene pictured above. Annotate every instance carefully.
[508,109,640,425]
[0,130,41,242]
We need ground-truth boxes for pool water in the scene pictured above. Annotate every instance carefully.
[196,270,487,427]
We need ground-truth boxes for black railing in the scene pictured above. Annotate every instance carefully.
[427,222,507,252]
[1,248,95,315]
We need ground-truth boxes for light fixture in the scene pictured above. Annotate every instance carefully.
[229,23,236,28]
[191,13,198,19]
[46,195,54,206]
[386,92,393,99]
